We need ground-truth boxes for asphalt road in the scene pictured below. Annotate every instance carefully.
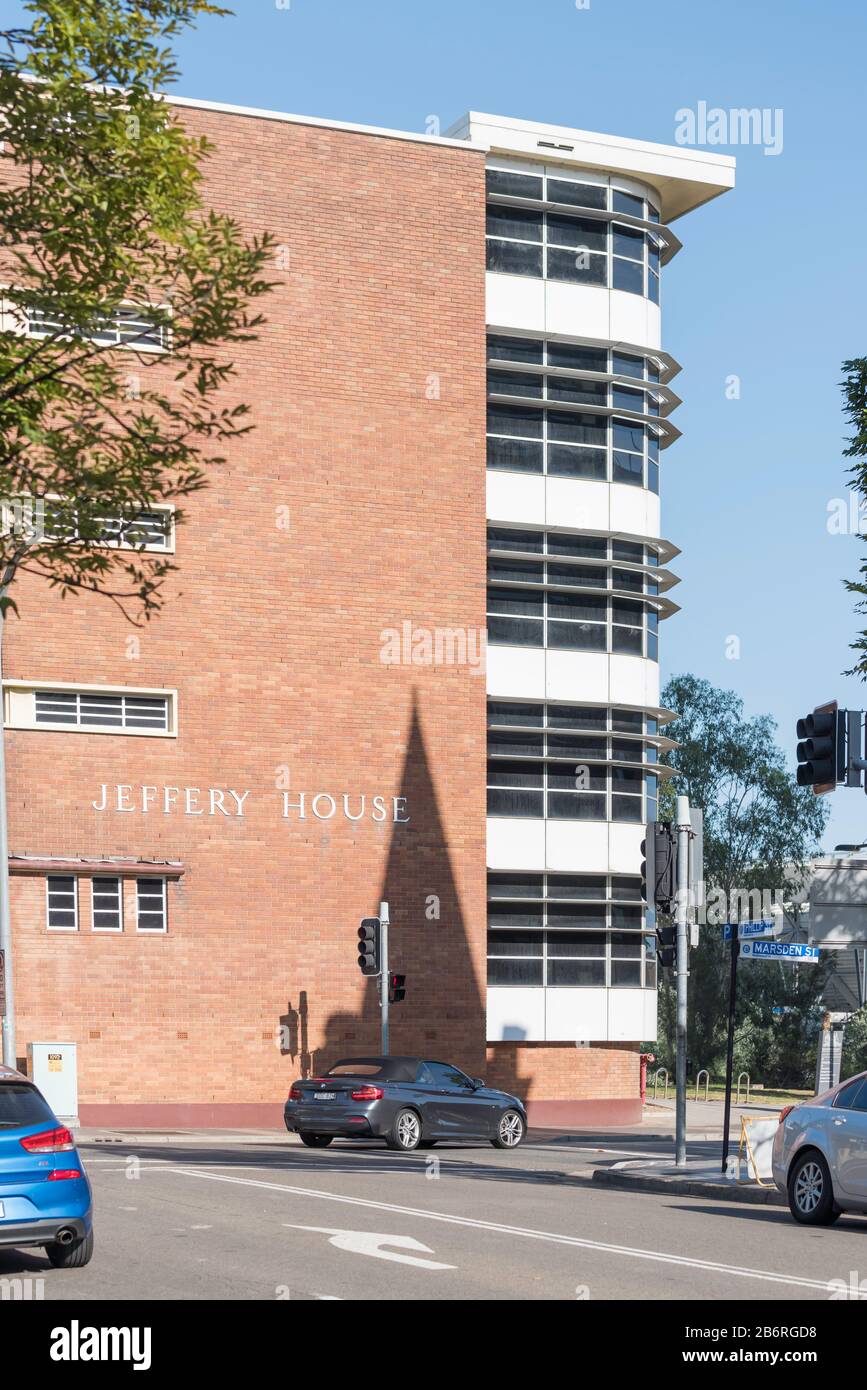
[2,1124,865,1301]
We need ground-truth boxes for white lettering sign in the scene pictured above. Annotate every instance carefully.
[91,785,410,823]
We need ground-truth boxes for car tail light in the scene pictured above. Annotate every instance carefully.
[48,1169,82,1181]
[351,1085,384,1101]
[778,1105,794,1124]
[288,1085,303,1102]
[20,1127,75,1154]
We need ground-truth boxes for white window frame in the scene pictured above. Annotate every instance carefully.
[0,292,172,354]
[46,876,79,933]
[3,681,178,738]
[136,878,167,934]
[91,876,124,934]
[0,495,175,555]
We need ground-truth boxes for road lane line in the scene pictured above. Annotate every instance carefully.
[156,1163,836,1292]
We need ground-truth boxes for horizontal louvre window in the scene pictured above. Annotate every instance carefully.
[25,305,169,351]
[34,690,170,733]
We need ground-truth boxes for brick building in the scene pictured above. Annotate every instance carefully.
[2,100,733,1127]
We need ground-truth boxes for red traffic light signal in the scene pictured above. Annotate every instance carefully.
[387,972,406,1004]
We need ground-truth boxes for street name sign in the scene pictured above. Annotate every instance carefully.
[723,921,779,941]
[739,940,820,963]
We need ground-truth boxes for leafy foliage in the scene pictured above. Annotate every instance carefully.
[655,675,829,1088]
[0,1,276,619]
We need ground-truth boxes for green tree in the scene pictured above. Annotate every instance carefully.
[841,1005,867,1077]
[0,0,275,620]
[655,675,829,1086]
[841,358,867,676]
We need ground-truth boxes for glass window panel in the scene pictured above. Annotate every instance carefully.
[487,730,545,757]
[487,873,544,899]
[548,705,607,729]
[487,904,545,929]
[611,960,642,987]
[647,462,659,496]
[548,959,606,986]
[487,436,544,473]
[487,557,545,584]
[611,540,643,563]
[488,958,544,986]
[547,562,607,589]
[488,369,543,399]
[612,189,645,218]
[612,568,643,592]
[487,335,543,364]
[486,240,543,277]
[547,790,606,818]
[488,587,544,617]
[548,930,607,954]
[486,205,543,241]
[611,881,643,905]
[613,258,645,295]
[612,352,645,379]
[546,876,607,901]
[612,709,642,732]
[487,701,544,727]
[648,270,660,305]
[548,591,607,620]
[486,168,544,200]
[612,627,643,655]
[487,759,544,788]
[613,223,644,256]
[612,385,645,412]
[612,598,642,624]
[547,377,607,406]
[547,533,607,559]
[488,527,544,553]
[612,740,642,762]
[547,763,606,791]
[547,734,607,759]
[614,419,645,453]
[487,788,544,818]
[612,794,642,822]
[487,615,544,646]
[612,452,644,487]
[547,178,607,210]
[549,411,606,445]
[546,343,608,373]
[487,929,543,956]
[546,248,607,285]
[547,214,607,251]
[547,620,606,651]
[488,404,543,438]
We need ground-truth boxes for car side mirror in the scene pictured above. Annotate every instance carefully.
[472,1077,486,1090]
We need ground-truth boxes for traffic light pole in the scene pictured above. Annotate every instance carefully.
[721,926,740,1173]
[379,900,389,1056]
[675,795,691,1168]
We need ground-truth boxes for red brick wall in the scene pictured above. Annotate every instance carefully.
[5,110,490,1112]
[486,1043,641,1126]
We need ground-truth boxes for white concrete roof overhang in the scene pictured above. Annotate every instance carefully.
[449,112,736,221]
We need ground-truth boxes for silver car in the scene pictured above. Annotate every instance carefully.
[773,1070,867,1224]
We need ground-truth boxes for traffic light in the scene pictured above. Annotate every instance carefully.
[656,925,676,970]
[640,821,676,913]
[387,972,406,1004]
[357,917,381,976]
[796,701,843,793]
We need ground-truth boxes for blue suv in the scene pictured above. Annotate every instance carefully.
[0,1064,93,1267]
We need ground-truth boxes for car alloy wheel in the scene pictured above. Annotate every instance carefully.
[794,1159,823,1215]
[396,1110,420,1150]
[497,1110,524,1147]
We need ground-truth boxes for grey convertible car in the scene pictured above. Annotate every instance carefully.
[772,1069,867,1224]
[284,1056,527,1151]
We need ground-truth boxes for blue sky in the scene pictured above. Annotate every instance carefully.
[14,0,867,848]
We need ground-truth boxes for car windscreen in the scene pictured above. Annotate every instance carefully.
[0,1084,55,1129]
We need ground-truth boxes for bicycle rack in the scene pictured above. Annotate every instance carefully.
[736,1071,751,1106]
[694,1069,710,1102]
[652,1067,669,1101]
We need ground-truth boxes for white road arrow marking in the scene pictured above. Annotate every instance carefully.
[284,1224,455,1270]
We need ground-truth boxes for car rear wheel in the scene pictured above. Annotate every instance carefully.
[491,1109,526,1149]
[45,1228,94,1268]
[298,1132,333,1148]
[788,1150,840,1225]
[386,1108,421,1152]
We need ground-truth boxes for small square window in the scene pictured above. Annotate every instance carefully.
[92,877,123,932]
